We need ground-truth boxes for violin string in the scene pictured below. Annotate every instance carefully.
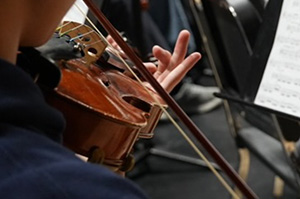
[73,2,240,198]
[57,22,98,46]
[69,30,94,42]
[59,24,84,37]
[85,39,105,48]
[56,21,71,32]
[74,3,108,46]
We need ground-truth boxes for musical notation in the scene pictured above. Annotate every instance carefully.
[255,0,300,118]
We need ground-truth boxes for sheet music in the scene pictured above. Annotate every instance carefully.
[254,0,300,118]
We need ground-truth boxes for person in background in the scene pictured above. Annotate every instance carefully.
[0,0,200,198]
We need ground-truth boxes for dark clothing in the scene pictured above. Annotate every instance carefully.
[0,58,148,199]
[99,0,171,60]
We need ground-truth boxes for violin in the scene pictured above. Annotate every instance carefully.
[19,21,166,172]
[19,1,258,197]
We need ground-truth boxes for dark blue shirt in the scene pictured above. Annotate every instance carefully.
[0,58,148,199]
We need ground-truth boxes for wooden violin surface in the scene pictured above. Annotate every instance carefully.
[36,21,166,170]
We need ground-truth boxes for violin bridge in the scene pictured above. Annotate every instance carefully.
[58,21,107,65]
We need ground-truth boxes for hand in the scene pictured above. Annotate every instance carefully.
[106,35,127,58]
[143,30,201,93]
[107,30,201,93]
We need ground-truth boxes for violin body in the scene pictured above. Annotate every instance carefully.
[47,58,165,167]
[19,21,166,171]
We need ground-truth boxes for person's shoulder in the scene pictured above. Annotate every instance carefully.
[0,58,65,141]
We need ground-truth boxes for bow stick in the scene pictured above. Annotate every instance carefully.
[83,0,258,198]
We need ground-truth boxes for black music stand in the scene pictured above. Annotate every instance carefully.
[210,0,300,192]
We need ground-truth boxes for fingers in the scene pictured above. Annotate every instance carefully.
[152,30,192,82]
[106,35,127,58]
[171,30,190,66]
[106,35,118,48]
[108,30,200,94]
[152,45,172,78]
[161,52,201,93]
[152,45,172,66]
[143,62,157,74]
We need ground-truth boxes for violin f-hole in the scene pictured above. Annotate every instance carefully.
[87,47,98,58]
[122,95,151,113]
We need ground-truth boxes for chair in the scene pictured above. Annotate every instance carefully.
[188,0,300,195]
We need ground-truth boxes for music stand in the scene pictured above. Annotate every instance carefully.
[213,0,300,192]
